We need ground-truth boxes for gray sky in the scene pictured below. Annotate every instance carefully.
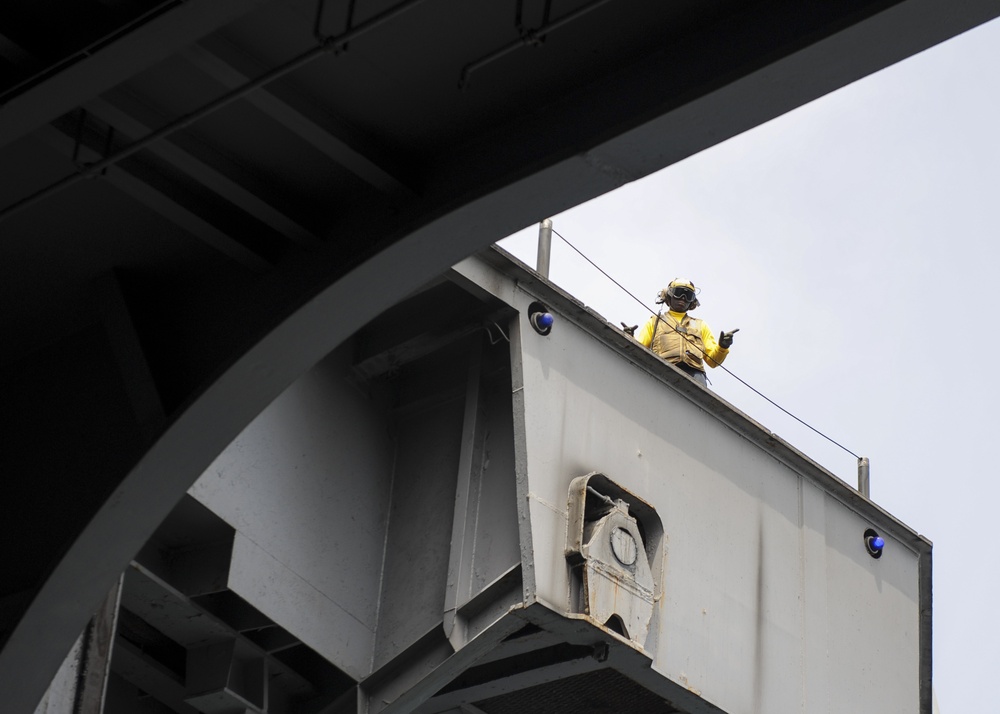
[501,17,1000,713]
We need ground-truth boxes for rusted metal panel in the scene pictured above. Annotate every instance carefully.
[565,474,658,649]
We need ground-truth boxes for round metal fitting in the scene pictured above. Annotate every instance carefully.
[864,527,884,559]
[610,527,638,566]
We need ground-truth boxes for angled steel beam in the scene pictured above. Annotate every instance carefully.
[413,654,607,714]
[103,169,275,273]
[94,271,167,444]
[0,32,37,68]
[36,123,273,272]
[471,629,560,667]
[180,42,413,197]
[0,0,424,225]
[0,0,272,150]
[86,94,322,248]
[112,639,200,714]
[352,308,512,381]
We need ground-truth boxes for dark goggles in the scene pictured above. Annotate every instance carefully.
[669,287,695,301]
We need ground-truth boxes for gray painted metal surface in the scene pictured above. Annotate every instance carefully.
[189,345,397,680]
[453,248,930,713]
[33,577,122,714]
[84,247,929,713]
[0,2,977,709]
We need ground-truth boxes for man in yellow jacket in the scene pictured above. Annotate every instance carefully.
[632,279,737,387]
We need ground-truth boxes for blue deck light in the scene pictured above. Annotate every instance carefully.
[864,528,885,559]
[528,301,554,335]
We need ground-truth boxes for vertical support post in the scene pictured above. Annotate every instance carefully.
[536,218,552,278]
[34,575,123,714]
[858,456,870,499]
[443,342,483,649]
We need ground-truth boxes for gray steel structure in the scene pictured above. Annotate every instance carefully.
[0,0,972,710]
[82,246,929,713]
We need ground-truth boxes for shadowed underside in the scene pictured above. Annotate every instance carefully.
[0,0,992,710]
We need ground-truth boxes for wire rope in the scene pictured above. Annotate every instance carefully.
[551,229,861,460]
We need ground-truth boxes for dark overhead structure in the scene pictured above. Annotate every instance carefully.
[0,0,994,711]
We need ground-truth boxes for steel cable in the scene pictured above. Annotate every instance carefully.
[551,228,861,460]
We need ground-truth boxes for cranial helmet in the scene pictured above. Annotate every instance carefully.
[657,278,700,310]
